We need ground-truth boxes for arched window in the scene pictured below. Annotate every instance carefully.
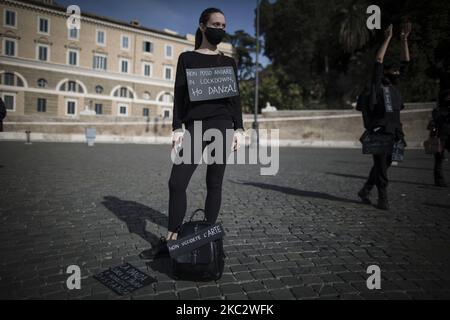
[37,78,47,88]
[143,91,151,100]
[68,81,77,92]
[58,80,85,93]
[4,72,15,86]
[2,72,24,87]
[113,86,134,99]
[159,92,173,103]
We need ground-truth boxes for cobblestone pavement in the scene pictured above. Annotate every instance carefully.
[0,141,449,300]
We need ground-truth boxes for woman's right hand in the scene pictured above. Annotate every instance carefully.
[171,129,184,149]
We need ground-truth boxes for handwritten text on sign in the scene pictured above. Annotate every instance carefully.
[186,66,239,102]
[93,263,156,296]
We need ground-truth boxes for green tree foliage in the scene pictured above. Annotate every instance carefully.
[254,0,450,109]
[228,30,261,80]
[238,80,255,114]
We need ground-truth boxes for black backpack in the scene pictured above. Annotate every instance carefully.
[170,209,225,281]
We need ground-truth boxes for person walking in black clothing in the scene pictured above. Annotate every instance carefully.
[425,51,450,187]
[151,8,245,257]
[427,89,450,187]
[0,97,7,132]
[357,23,411,210]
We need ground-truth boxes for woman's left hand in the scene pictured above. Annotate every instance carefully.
[231,129,245,151]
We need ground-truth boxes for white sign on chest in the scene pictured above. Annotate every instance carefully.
[186,66,239,102]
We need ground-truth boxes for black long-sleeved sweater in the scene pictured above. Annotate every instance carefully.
[172,51,244,131]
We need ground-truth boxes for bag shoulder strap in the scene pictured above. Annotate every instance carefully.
[381,84,393,113]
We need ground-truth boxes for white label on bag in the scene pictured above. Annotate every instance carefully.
[167,223,225,258]
[382,86,393,113]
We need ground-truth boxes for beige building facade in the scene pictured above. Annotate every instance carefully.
[0,0,234,121]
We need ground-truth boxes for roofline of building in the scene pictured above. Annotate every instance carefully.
[6,0,231,48]
[3,0,234,54]
[8,0,193,40]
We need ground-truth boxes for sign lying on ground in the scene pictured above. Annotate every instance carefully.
[93,263,156,296]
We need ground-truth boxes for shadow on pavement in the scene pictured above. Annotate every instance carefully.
[423,202,450,210]
[327,172,435,187]
[333,160,436,172]
[101,196,215,282]
[231,180,361,205]
[101,196,172,267]
[145,257,175,280]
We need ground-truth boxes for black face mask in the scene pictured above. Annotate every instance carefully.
[204,27,225,45]
[385,73,400,85]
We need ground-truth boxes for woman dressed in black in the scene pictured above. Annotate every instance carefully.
[357,23,411,210]
[428,89,450,187]
[152,8,245,257]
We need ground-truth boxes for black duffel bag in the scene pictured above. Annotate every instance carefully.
[360,129,395,155]
[168,208,225,281]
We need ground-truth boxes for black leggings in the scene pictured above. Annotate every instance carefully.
[365,153,393,194]
[434,149,447,179]
[434,138,450,175]
[167,118,234,233]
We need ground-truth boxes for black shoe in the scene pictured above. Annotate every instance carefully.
[139,237,169,259]
[358,187,372,205]
[376,198,389,210]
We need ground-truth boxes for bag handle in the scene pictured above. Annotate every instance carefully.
[189,208,206,222]
[173,209,207,234]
